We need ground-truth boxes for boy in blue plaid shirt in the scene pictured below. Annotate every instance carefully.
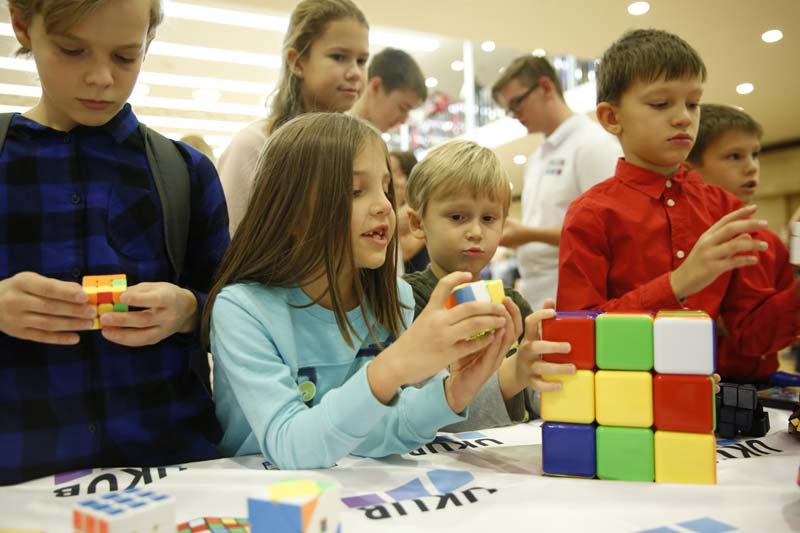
[0,0,229,485]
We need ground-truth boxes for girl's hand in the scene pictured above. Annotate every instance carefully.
[444,296,523,413]
[367,272,508,404]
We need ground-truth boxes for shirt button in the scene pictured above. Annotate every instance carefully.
[676,250,685,259]
[71,194,81,205]
[665,180,673,188]
[88,423,96,433]
[71,268,81,279]
[666,199,676,207]
[62,135,71,144]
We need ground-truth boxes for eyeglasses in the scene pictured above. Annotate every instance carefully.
[506,84,539,114]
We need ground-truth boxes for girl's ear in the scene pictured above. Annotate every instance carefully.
[596,102,622,137]
[287,47,304,79]
[9,7,32,50]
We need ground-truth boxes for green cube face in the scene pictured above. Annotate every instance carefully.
[596,313,653,370]
[596,426,654,481]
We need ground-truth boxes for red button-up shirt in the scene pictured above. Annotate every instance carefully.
[557,159,799,380]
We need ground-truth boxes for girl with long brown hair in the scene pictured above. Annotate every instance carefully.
[203,113,521,469]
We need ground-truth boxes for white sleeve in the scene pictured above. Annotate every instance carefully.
[574,135,622,193]
[217,123,267,235]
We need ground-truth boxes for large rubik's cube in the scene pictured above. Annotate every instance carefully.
[540,310,717,484]
[82,274,128,330]
[72,487,174,533]
[248,479,342,533]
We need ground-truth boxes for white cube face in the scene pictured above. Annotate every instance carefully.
[653,316,714,374]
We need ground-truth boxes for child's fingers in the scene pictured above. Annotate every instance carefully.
[16,328,81,345]
[119,283,167,308]
[452,330,499,358]
[521,340,571,360]
[18,292,96,320]
[708,205,758,231]
[503,297,523,338]
[529,377,563,392]
[532,360,576,376]
[445,300,505,325]
[708,218,767,246]
[427,271,473,309]
[101,325,163,347]
[711,235,766,260]
[450,316,506,342]
[24,312,94,332]
[100,309,156,329]
[524,308,557,340]
[541,298,556,310]
[18,272,87,303]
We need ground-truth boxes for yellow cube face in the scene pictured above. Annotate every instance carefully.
[655,431,716,484]
[595,370,653,427]
[541,370,595,423]
[98,303,114,315]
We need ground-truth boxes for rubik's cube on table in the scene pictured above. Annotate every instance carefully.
[446,280,506,339]
[82,274,128,330]
[540,310,717,484]
[72,487,174,533]
[248,479,342,533]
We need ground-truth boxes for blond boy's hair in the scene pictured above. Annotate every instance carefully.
[406,140,511,217]
[9,0,164,55]
[687,104,763,165]
[597,29,706,105]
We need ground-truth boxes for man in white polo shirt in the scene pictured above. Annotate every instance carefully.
[492,56,622,309]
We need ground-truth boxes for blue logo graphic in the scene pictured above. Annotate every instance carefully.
[341,469,475,508]
[636,517,737,533]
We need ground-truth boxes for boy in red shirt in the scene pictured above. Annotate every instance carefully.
[685,104,795,381]
[557,29,799,363]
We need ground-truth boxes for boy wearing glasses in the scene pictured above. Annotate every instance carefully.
[491,56,621,309]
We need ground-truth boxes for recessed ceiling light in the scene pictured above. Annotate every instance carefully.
[425,77,439,88]
[532,48,547,57]
[736,83,754,95]
[481,41,496,52]
[451,60,465,72]
[761,29,783,43]
[627,1,650,15]
[513,154,527,165]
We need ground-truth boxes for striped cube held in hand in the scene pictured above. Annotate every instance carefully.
[82,274,127,330]
[445,280,506,339]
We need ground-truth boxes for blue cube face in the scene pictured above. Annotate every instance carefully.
[542,422,596,478]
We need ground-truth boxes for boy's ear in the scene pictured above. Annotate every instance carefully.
[368,76,384,96]
[538,76,555,98]
[287,48,303,78]
[406,208,426,240]
[9,7,32,50]
[596,102,622,137]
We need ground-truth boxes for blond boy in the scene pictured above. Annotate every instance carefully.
[403,140,574,430]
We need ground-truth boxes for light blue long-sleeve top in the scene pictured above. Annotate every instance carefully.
[210,278,465,469]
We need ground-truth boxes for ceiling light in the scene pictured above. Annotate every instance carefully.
[736,83,754,95]
[513,155,527,165]
[451,60,465,72]
[574,68,583,80]
[532,48,546,57]
[481,41,496,52]
[425,77,439,88]
[132,84,151,97]
[148,41,280,68]
[132,95,264,116]
[192,89,222,103]
[165,1,288,31]
[370,30,440,52]
[627,2,650,15]
[761,29,783,43]
[138,115,249,133]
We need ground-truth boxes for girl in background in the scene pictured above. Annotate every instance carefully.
[203,113,521,469]
[218,0,370,233]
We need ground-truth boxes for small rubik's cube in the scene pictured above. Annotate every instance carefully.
[445,280,505,339]
[248,479,342,533]
[73,487,175,533]
[540,310,718,485]
[82,274,128,329]
[716,383,770,438]
[177,517,250,533]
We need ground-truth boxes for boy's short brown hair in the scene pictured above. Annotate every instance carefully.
[492,56,564,104]
[406,140,511,217]
[597,29,707,105]
[368,47,427,102]
[9,0,164,55]
[687,104,763,164]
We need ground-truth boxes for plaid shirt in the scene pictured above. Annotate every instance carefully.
[0,105,229,485]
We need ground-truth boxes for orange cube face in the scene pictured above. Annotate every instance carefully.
[82,274,127,329]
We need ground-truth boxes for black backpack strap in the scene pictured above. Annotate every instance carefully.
[139,124,191,280]
[0,113,13,154]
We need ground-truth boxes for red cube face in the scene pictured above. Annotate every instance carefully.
[653,374,715,433]
[97,292,113,304]
[541,315,596,370]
